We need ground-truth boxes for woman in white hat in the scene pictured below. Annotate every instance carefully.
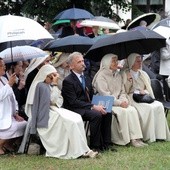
[53,53,70,90]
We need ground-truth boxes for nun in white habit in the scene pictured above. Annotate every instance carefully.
[25,64,98,159]
[92,54,145,147]
[122,53,170,142]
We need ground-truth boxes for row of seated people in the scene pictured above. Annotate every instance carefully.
[0,52,170,159]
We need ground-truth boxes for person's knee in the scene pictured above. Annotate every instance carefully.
[91,111,102,120]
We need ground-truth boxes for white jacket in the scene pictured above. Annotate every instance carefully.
[160,38,170,76]
[167,76,170,88]
[0,76,18,130]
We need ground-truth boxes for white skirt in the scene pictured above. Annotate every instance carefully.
[111,105,143,145]
[0,118,27,139]
[37,107,90,159]
[130,95,170,142]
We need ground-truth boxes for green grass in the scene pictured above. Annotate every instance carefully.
[1,113,170,170]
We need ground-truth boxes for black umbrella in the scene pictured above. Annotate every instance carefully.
[54,8,94,20]
[127,13,160,30]
[152,17,170,29]
[43,35,94,53]
[84,29,166,62]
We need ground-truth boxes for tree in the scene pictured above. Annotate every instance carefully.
[0,0,132,23]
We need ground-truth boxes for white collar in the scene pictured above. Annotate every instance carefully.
[130,69,139,79]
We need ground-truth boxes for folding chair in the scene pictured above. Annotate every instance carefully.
[151,79,170,117]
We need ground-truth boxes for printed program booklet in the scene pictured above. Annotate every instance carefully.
[91,95,114,113]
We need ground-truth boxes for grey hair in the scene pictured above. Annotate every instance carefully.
[67,52,83,65]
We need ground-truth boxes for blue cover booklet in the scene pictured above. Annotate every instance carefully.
[91,95,114,113]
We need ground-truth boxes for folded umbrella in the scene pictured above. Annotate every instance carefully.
[85,29,166,62]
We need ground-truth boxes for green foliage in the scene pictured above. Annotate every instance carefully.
[0,0,132,23]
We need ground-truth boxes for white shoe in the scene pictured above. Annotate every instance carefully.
[137,140,148,146]
[82,150,99,158]
[131,140,144,148]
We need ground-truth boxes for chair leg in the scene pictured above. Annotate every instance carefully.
[84,121,90,137]
[17,118,31,154]
[165,108,168,117]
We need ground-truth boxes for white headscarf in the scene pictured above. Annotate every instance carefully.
[92,53,118,85]
[25,64,57,117]
[126,53,154,98]
[24,55,49,80]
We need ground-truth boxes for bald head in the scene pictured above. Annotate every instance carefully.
[139,20,147,27]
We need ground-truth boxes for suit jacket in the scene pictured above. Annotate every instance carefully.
[62,71,93,115]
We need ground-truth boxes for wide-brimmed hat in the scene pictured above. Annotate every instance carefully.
[53,53,70,68]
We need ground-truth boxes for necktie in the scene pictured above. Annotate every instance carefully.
[80,75,86,90]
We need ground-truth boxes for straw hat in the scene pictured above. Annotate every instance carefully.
[53,53,70,68]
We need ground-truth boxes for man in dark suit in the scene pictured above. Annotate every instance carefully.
[62,52,113,152]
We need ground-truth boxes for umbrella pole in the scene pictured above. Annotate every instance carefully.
[10,41,14,73]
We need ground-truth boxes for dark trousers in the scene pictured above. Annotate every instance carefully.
[82,109,112,149]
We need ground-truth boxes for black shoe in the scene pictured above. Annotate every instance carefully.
[90,146,102,153]
[103,145,117,152]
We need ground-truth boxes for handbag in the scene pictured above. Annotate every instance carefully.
[133,93,154,103]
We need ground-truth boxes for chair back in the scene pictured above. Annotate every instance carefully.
[151,79,165,101]
[164,79,170,101]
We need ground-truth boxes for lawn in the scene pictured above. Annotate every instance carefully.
[1,114,170,170]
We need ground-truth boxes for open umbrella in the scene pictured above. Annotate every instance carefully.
[153,26,170,39]
[0,46,48,63]
[54,7,94,20]
[43,35,94,53]
[151,17,170,29]
[84,29,166,62]
[127,13,161,30]
[0,15,53,62]
[0,15,53,43]
[53,20,70,26]
[80,16,120,30]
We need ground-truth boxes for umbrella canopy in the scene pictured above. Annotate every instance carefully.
[80,16,120,30]
[43,35,94,53]
[54,8,94,20]
[153,26,170,39]
[53,20,70,26]
[93,34,113,42]
[127,13,161,30]
[0,15,53,43]
[152,17,170,29]
[84,29,166,62]
[0,45,48,63]
[0,40,33,52]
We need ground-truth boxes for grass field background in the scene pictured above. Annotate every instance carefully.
[0,113,170,170]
